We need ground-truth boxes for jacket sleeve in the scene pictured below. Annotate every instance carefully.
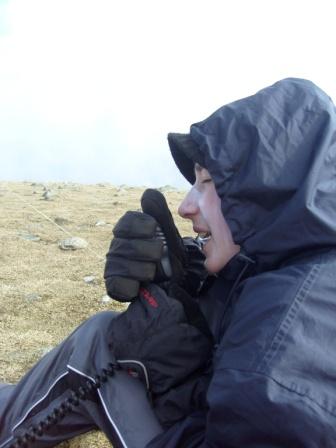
[147,262,336,447]
[147,368,326,448]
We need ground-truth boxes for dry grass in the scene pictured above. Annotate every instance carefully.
[0,181,191,447]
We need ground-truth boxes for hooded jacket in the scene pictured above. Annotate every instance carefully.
[148,78,336,447]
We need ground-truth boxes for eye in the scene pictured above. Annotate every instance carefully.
[202,178,212,184]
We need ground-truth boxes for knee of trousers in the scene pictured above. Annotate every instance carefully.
[84,310,120,328]
[71,310,120,343]
[66,310,120,378]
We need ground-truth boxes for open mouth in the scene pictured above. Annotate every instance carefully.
[196,232,212,248]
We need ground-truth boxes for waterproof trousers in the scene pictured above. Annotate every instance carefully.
[0,311,163,448]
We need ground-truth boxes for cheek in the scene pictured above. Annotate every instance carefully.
[199,189,222,226]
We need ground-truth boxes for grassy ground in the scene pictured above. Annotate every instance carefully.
[0,181,191,447]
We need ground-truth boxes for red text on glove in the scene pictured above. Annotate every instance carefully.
[140,287,159,308]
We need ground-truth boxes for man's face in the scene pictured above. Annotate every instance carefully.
[178,164,240,273]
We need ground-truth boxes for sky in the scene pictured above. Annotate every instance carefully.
[0,0,335,188]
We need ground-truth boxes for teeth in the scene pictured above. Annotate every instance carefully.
[198,232,210,238]
[196,233,211,248]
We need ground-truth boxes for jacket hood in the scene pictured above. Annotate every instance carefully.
[168,78,336,269]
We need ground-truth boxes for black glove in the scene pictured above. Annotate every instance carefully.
[104,189,208,302]
[108,283,213,421]
[104,211,164,301]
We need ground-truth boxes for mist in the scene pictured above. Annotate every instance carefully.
[1,0,335,188]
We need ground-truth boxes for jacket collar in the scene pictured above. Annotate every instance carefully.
[217,251,256,281]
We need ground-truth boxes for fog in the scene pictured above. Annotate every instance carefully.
[1,0,335,187]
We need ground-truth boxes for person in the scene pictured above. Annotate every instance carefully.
[1,77,336,448]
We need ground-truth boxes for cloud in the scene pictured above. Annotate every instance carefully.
[0,0,335,187]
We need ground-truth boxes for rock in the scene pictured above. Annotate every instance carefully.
[58,237,88,250]
[54,217,71,226]
[101,294,112,303]
[19,232,40,242]
[24,293,42,302]
[95,220,106,226]
[77,223,91,230]
[39,346,55,356]
[42,190,56,200]
[83,275,96,284]
[116,185,128,194]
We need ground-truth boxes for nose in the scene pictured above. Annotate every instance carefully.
[178,188,199,219]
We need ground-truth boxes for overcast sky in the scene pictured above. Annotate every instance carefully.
[0,0,335,188]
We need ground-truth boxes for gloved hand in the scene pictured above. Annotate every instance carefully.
[106,190,214,426]
[108,282,213,426]
[104,189,208,302]
[104,211,164,302]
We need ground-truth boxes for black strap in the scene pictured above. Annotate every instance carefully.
[168,283,214,343]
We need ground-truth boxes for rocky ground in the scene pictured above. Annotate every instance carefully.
[0,181,191,447]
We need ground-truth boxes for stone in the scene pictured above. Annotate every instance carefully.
[58,237,88,250]
[19,232,41,242]
[24,293,42,302]
[39,346,55,356]
[54,217,71,226]
[83,275,96,284]
[42,190,56,200]
[101,294,112,303]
